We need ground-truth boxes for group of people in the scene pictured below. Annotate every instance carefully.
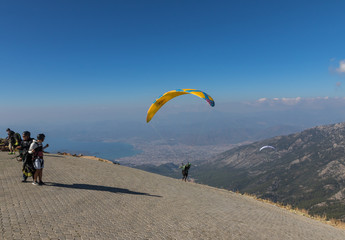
[6,128,193,184]
[6,128,49,186]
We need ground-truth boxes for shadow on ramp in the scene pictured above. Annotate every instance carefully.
[49,182,162,198]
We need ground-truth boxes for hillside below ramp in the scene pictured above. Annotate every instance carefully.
[1,152,345,240]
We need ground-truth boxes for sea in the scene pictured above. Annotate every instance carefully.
[46,137,140,163]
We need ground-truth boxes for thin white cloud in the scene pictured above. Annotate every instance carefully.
[336,60,345,74]
[281,97,302,105]
[253,97,336,106]
[256,97,302,105]
[257,98,268,103]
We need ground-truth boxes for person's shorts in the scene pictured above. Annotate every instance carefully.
[8,142,14,150]
[34,158,44,170]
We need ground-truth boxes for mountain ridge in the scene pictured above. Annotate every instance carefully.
[194,122,345,221]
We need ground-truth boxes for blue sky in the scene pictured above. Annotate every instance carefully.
[1,0,345,125]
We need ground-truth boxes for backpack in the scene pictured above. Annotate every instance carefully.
[185,163,191,171]
[31,141,43,159]
[14,133,22,146]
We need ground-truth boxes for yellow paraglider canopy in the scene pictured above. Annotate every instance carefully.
[146,89,215,123]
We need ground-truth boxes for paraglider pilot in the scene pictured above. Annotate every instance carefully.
[180,162,191,182]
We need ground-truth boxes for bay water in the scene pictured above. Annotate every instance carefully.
[46,137,140,163]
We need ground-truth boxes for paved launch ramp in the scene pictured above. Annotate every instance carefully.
[1,152,345,239]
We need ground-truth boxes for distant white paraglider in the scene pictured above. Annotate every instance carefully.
[259,145,276,152]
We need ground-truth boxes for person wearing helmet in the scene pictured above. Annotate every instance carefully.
[29,133,49,186]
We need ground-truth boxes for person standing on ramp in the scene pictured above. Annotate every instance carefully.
[29,134,49,185]
[180,162,191,182]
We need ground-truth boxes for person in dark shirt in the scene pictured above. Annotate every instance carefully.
[6,128,15,154]
[17,131,34,182]
[179,162,192,182]
[6,128,21,155]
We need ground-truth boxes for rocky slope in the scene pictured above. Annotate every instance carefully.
[194,122,345,220]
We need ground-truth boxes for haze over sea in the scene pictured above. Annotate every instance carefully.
[46,137,141,163]
[4,96,345,166]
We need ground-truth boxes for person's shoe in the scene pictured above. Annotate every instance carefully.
[21,179,27,183]
[32,181,38,186]
[38,181,46,185]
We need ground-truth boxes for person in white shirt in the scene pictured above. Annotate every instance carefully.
[29,133,49,185]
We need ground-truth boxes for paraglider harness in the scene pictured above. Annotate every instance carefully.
[21,139,35,177]
[7,131,21,147]
[14,133,22,147]
[182,163,191,177]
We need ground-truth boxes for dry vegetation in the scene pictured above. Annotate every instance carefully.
[241,192,345,230]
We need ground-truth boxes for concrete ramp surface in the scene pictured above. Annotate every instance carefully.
[1,152,345,239]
